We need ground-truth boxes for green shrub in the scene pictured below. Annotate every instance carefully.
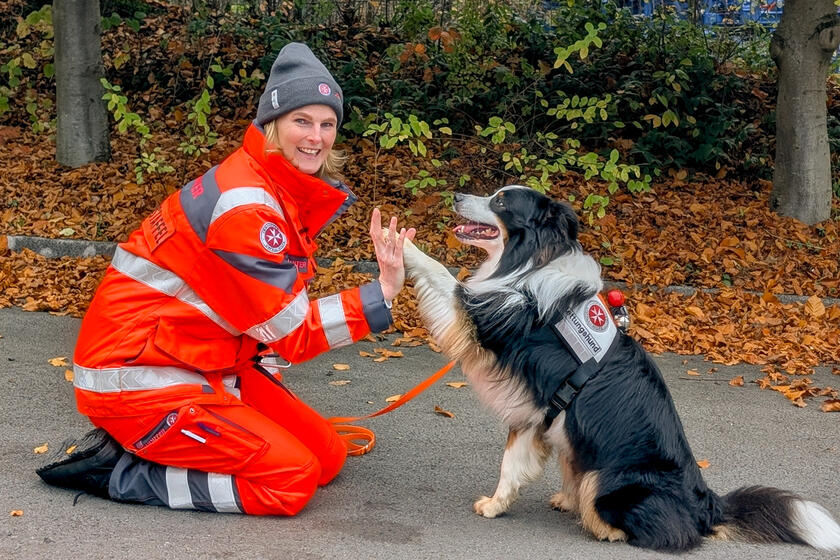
[0,0,796,188]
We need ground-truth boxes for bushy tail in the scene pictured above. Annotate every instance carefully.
[717,486,840,551]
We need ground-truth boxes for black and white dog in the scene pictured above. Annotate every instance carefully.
[401,185,840,552]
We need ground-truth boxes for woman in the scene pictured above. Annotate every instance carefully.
[37,42,415,516]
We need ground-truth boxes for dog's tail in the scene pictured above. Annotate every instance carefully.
[715,486,840,550]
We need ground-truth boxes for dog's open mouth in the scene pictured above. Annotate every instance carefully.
[453,222,500,240]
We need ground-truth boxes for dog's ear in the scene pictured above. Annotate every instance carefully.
[549,200,579,242]
[531,199,580,268]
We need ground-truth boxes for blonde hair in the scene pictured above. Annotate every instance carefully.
[263,118,346,181]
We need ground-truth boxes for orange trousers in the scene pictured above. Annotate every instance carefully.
[92,366,347,515]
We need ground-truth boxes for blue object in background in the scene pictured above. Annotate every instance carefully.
[613,0,785,27]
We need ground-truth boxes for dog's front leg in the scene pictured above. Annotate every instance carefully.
[399,237,463,346]
[400,237,457,291]
[474,424,550,518]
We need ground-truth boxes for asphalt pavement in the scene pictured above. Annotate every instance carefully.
[1,306,838,560]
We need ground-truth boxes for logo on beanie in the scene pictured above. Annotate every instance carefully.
[318,83,331,96]
[260,222,287,254]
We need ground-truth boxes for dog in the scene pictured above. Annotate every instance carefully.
[400,184,840,552]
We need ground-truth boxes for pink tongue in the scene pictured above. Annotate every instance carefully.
[454,223,484,235]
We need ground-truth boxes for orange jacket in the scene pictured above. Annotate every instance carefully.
[73,124,391,418]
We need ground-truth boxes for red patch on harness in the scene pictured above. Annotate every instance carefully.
[587,302,608,332]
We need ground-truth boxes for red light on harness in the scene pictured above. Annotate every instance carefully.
[607,289,625,308]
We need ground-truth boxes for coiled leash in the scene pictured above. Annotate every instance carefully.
[253,354,455,455]
[328,360,457,456]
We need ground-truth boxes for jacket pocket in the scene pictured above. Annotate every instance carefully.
[131,404,267,472]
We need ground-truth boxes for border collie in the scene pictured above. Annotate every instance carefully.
[400,185,840,552]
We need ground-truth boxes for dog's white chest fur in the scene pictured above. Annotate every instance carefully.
[461,364,543,428]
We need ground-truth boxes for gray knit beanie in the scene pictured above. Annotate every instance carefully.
[256,42,343,127]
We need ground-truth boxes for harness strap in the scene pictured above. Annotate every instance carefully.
[545,294,621,422]
[545,333,621,422]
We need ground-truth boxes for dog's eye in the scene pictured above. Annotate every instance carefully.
[492,196,505,209]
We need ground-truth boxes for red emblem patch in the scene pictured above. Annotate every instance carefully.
[260,222,287,253]
[587,302,608,332]
[318,82,331,96]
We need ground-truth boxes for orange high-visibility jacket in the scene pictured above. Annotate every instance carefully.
[73,124,392,418]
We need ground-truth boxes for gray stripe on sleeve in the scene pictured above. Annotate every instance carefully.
[179,166,222,243]
[213,249,299,293]
[359,281,392,333]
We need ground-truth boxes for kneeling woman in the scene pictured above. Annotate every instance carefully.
[37,43,414,516]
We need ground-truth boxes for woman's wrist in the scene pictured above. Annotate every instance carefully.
[379,278,398,306]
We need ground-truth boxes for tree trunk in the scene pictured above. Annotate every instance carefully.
[53,0,110,167]
[770,0,840,225]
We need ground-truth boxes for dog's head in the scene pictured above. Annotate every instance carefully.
[453,185,581,278]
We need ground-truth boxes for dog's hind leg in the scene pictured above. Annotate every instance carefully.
[550,452,581,513]
[578,471,628,543]
[474,424,550,518]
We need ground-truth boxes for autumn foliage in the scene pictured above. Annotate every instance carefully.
[1,131,837,409]
[0,1,838,411]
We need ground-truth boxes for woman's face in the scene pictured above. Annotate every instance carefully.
[273,104,338,175]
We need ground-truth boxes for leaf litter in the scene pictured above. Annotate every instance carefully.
[1,128,839,412]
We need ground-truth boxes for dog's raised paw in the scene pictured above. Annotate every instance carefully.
[549,491,576,512]
[473,496,506,518]
[398,236,422,269]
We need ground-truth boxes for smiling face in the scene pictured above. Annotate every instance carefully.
[271,104,338,175]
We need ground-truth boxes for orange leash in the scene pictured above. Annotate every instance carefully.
[328,360,457,456]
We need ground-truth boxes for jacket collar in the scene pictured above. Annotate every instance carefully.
[242,122,354,238]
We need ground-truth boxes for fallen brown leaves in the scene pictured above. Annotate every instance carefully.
[1,127,838,412]
[0,249,109,315]
[753,367,839,409]
[434,405,455,418]
[629,288,839,371]
[329,379,351,386]
[587,184,840,300]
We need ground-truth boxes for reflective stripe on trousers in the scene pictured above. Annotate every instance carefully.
[110,453,243,513]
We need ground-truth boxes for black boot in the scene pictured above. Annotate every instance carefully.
[36,428,124,498]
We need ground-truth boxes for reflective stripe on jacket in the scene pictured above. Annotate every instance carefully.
[73,123,392,418]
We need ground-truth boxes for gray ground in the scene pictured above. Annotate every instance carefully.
[1,306,838,560]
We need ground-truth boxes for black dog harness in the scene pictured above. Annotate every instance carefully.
[545,295,621,422]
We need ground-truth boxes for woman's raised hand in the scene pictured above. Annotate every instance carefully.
[369,207,416,303]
